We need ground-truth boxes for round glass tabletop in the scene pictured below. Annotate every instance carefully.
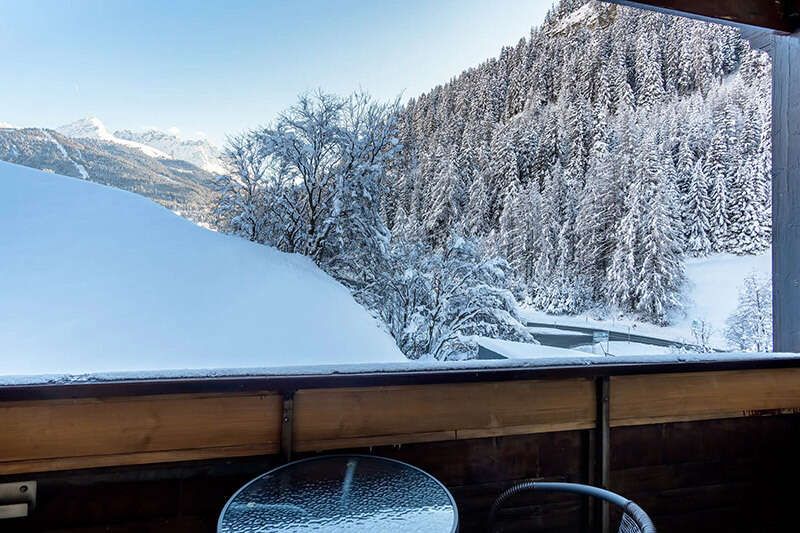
[218,455,458,533]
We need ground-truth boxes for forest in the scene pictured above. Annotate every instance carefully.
[213,0,772,360]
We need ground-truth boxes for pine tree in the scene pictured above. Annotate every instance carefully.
[465,171,490,237]
[705,130,730,251]
[685,159,712,256]
[576,103,616,297]
[635,40,666,109]
[728,158,768,254]
[634,136,685,324]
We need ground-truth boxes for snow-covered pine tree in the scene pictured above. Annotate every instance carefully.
[576,102,616,298]
[684,159,712,256]
[634,134,685,324]
[705,129,730,251]
[635,38,666,109]
[727,158,769,254]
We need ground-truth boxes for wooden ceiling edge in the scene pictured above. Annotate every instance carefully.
[602,0,800,52]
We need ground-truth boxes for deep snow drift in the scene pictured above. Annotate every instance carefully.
[0,162,404,376]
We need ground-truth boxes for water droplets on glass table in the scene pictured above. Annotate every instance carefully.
[218,455,458,533]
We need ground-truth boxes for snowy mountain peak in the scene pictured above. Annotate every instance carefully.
[56,116,113,141]
[56,118,169,159]
[114,128,226,175]
[56,117,225,175]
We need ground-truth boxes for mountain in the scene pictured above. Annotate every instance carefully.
[56,117,226,175]
[114,128,225,175]
[0,127,216,222]
[0,161,404,376]
[56,117,169,158]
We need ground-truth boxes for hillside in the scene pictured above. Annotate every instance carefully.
[0,162,404,377]
[388,0,771,325]
[0,126,217,222]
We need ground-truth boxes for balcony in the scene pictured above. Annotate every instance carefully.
[1,355,799,531]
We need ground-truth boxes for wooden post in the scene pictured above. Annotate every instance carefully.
[281,392,295,462]
[595,376,611,533]
[772,34,800,352]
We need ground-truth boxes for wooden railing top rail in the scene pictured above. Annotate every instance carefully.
[1,354,799,401]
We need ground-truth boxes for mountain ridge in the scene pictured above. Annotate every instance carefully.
[0,127,217,222]
[56,117,225,174]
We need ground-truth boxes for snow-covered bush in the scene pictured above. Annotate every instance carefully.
[376,230,533,360]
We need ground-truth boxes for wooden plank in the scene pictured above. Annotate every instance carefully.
[611,369,800,427]
[299,431,458,452]
[293,378,595,451]
[606,0,798,34]
[772,34,800,352]
[0,444,272,476]
[0,393,281,474]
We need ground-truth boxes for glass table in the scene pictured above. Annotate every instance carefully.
[218,455,458,533]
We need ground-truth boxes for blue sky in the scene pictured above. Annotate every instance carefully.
[0,0,552,144]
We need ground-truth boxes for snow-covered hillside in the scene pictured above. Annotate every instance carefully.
[0,162,404,376]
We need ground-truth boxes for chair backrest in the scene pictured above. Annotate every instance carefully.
[488,481,656,533]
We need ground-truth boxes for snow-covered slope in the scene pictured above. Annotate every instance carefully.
[114,128,225,175]
[522,249,772,349]
[57,117,169,159]
[683,250,772,341]
[0,162,404,376]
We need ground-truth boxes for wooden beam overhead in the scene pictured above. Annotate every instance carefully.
[606,0,800,34]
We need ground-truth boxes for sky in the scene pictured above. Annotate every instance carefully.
[0,0,553,145]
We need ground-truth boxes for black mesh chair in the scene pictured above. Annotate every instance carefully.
[488,481,656,533]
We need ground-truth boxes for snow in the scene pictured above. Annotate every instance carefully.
[57,117,170,159]
[682,250,771,344]
[528,326,581,335]
[575,342,675,356]
[3,352,798,387]
[521,249,772,350]
[0,161,404,376]
[476,336,603,359]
